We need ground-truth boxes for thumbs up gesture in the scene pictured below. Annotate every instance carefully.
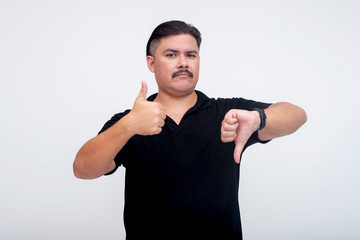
[221,110,260,163]
[126,81,166,135]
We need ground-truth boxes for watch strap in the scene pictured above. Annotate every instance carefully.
[253,108,266,131]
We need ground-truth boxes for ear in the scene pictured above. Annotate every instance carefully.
[146,55,155,73]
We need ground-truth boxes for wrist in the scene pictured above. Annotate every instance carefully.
[118,114,137,137]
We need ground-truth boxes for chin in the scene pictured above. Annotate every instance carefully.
[172,80,197,93]
[159,84,195,98]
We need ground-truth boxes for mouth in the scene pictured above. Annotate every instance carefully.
[172,69,193,79]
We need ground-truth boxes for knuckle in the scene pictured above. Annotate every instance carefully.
[224,125,233,131]
[151,126,158,134]
[155,127,162,134]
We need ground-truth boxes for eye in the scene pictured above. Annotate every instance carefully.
[186,54,196,58]
[166,53,176,58]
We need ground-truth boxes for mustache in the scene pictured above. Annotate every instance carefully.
[172,69,193,79]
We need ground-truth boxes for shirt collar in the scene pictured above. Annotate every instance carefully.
[147,90,212,110]
[193,90,212,110]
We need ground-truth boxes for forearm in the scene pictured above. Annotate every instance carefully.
[258,102,307,141]
[73,115,134,179]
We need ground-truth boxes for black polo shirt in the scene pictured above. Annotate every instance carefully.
[99,90,271,240]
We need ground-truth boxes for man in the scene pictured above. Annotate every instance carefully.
[73,20,307,239]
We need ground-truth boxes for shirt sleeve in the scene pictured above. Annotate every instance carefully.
[230,97,272,112]
[98,110,131,175]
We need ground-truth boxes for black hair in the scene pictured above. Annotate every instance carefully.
[146,20,202,56]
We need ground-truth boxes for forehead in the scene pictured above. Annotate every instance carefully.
[156,34,198,53]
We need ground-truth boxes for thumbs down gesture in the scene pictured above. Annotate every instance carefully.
[221,109,261,163]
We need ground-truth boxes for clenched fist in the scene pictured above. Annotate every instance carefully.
[126,81,166,135]
[221,109,260,163]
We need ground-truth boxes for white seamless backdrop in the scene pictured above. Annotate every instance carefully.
[1,1,359,239]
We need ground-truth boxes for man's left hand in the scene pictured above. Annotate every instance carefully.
[221,109,260,163]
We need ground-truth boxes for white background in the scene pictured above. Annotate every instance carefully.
[1,0,359,239]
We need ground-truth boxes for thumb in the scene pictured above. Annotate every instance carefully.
[136,81,148,101]
[233,141,244,164]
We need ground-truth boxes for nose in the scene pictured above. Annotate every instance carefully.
[177,54,188,69]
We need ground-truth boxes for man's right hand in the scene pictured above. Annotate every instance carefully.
[73,81,165,179]
[126,81,166,135]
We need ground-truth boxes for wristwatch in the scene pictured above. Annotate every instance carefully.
[253,108,266,131]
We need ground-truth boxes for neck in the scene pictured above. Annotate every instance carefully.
[154,90,197,124]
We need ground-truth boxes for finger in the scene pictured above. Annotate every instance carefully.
[221,131,236,138]
[161,112,167,120]
[136,81,148,101]
[234,111,243,122]
[225,115,238,125]
[154,126,162,135]
[221,136,236,143]
[221,129,236,140]
[154,103,166,119]
[233,142,244,164]
[158,119,165,127]
[222,122,239,131]
[232,111,239,119]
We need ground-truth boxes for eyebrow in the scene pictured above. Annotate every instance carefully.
[163,48,198,54]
